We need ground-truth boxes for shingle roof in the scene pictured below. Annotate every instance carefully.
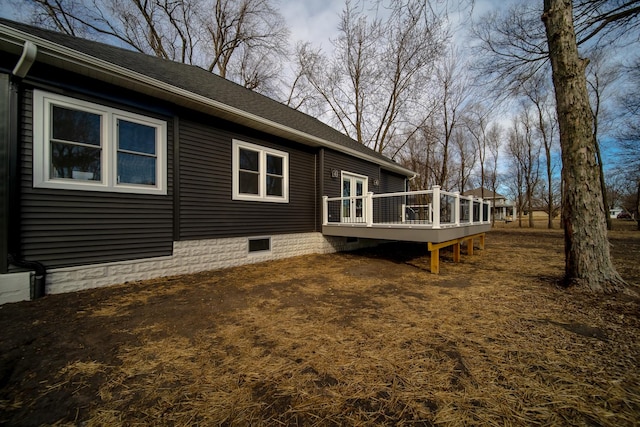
[0,18,413,176]
[462,188,506,199]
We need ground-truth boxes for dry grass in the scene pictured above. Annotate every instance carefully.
[1,223,639,426]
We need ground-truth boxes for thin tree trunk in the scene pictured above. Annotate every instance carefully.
[595,139,611,230]
[541,0,626,292]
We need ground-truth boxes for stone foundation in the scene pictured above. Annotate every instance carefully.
[34,233,379,296]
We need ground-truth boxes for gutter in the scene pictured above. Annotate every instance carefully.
[4,40,46,299]
[0,23,416,178]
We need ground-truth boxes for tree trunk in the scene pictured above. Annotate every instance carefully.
[541,0,626,292]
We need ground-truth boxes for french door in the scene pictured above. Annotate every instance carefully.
[341,172,368,223]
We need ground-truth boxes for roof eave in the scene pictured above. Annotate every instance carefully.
[0,23,416,178]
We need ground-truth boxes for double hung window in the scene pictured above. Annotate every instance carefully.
[33,90,167,195]
[232,140,289,203]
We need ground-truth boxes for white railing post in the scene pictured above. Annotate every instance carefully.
[478,197,484,223]
[454,191,460,226]
[486,200,491,223]
[322,196,328,225]
[469,196,474,225]
[401,203,406,223]
[432,185,441,229]
[366,192,374,227]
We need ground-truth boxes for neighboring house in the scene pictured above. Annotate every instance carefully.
[609,207,624,219]
[462,188,516,222]
[0,19,490,304]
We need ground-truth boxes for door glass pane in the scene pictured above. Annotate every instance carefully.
[342,178,351,218]
[355,179,364,219]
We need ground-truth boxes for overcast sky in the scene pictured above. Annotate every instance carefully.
[278,0,509,52]
[1,0,511,53]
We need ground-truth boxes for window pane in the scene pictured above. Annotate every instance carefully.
[51,141,101,180]
[118,119,156,154]
[266,176,283,197]
[239,171,259,194]
[239,149,259,171]
[117,152,156,185]
[266,154,282,175]
[52,105,101,146]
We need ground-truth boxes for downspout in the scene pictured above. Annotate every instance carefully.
[6,41,46,299]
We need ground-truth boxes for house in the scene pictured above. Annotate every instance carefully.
[462,188,516,222]
[0,19,491,304]
[609,207,624,219]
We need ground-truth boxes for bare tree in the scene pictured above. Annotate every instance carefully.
[452,128,477,193]
[520,74,558,229]
[398,125,439,191]
[506,120,527,227]
[432,49,472,187]
[202,0,289,89]
[617,56,640,229]
[464,104,500,198]
[18,0,289,92]
[296,0,447,155]
[474,0,639,292]
[506,108,542,228]
[586,50,622,229]
[542,0,628,292]
[486,123,502,227]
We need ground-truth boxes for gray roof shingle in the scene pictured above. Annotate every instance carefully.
[0,18,411,175]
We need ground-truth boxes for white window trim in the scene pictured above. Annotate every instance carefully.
[33,90,167,195]
[232,139,289,203]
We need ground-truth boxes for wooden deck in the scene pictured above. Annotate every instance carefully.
[322,186,492,273]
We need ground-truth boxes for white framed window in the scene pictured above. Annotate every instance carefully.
[232,140,289,203]
[33,90,167,195]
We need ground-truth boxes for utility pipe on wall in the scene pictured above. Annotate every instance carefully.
[5,40,47,299]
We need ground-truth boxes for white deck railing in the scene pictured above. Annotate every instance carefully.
[322,185,491,229]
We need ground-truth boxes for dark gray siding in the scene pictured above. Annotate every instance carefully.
[18,87,174,269]
[322,150,408,224]
[178,118,317,240]
[380,170,406,193]
[322,149,380,197]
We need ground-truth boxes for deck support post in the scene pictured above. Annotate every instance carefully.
[428,232,485,274]
[453,241,461,263]
[430,247,440,274]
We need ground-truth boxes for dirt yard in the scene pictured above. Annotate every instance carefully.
[1,222,639,426]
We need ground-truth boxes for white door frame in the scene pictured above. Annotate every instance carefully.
[340,171,369,223]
